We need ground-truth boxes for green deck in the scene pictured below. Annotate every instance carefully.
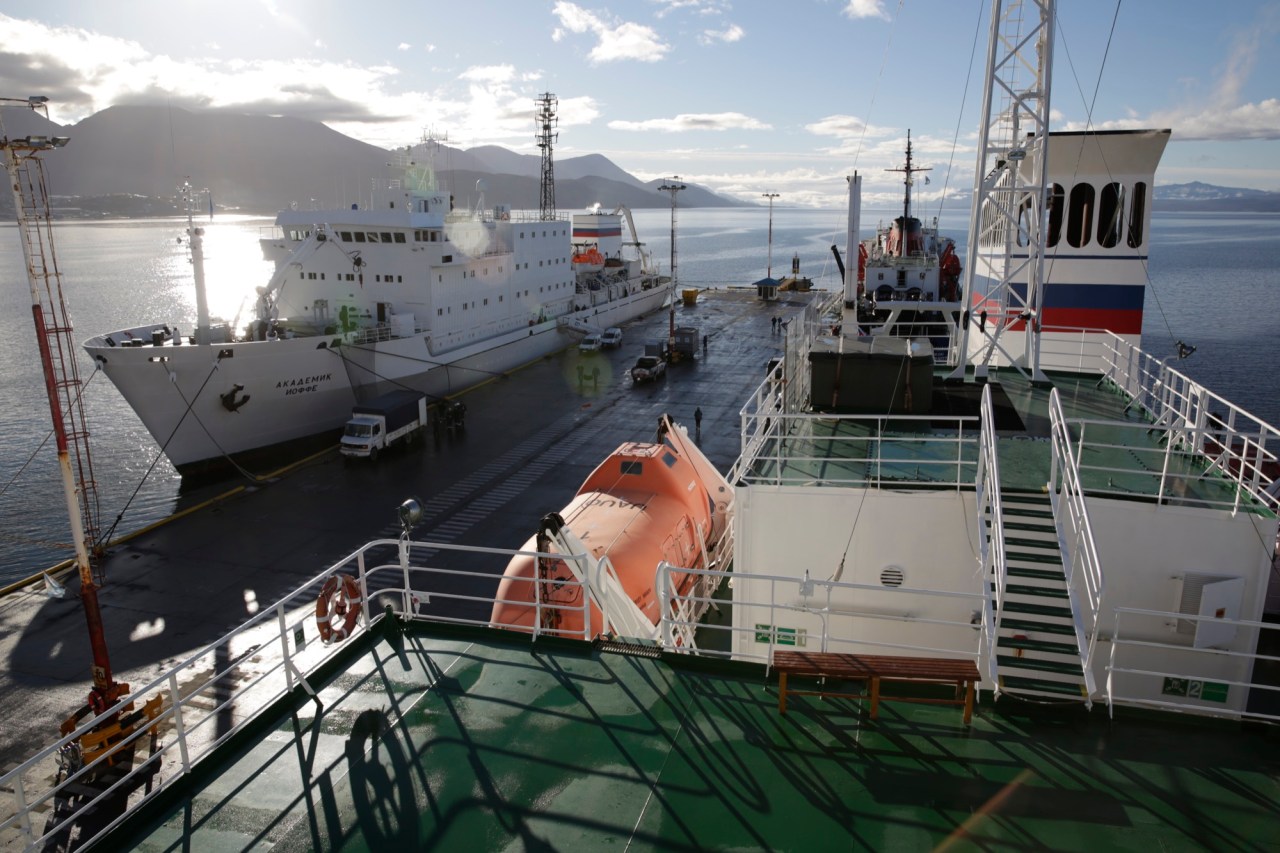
[747,368,1275,516]
[118,619,1279,851]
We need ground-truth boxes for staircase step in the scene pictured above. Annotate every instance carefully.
[1005,535,1059,551]
[1006,583,1069,599]
[1000,674,1087,697]
[998,636,1078,655]
[1003,505,1054,520]
[1004,600,1072,618]
[997,655,1082,675]
[1006,549,1063,566]
[1000,617,1076,636]
[1007,565,1065,582]
[1003,514,1054,527]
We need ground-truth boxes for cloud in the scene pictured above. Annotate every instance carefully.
[843,0,890,21]
[397,43,410,51]
[550,2,670,63]
[698,23,744,45]
[609,112,770,132]
[1070,100,1280,141]
[0,15,594,152]
[805,114,897,142]
[1068,6,1280,142]
[460,64,516,85]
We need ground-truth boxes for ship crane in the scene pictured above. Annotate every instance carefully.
[1,96,161,780]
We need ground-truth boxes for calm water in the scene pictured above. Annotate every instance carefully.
[1,208,1277,584]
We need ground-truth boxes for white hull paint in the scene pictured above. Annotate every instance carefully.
[85,286,668,473]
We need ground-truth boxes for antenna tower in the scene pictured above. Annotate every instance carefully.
[535,93,558,219]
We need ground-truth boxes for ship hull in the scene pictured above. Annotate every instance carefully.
[85,286,669,474]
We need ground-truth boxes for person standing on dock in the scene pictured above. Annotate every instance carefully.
[694,406,703,441]
[702,334,708,355]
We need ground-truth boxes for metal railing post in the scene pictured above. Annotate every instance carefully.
[169,671,191,775]
[277,601,294,692]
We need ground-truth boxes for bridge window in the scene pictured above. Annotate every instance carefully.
[1066,183,1095,248]
[1046,184,1064,247]
[1127,182,1148,248]
[1097,182,1125,248]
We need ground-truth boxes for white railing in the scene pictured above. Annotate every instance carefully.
[1106,608,1280,723]
[734,409,980,490]
[1047,389,1105,701]
[1067,417,1276,513]
[1099,333,1280,514]
[975,383,1007,686]
[654,564,994,678]
[0,536,606,853]
[0,561,364,853]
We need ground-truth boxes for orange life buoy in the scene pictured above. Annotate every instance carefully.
[316,574,362,643]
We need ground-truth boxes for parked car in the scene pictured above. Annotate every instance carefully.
[630,354,667,383]
[601,327,623,349]
[579,333,602,353]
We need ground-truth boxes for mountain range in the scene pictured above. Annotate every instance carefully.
[3,105,1278,215]
[0,105,744,216]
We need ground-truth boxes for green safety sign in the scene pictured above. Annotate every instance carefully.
[754,623,807,647]
[1162,677,1228,703]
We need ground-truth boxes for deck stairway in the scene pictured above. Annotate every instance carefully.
[993,491,1089,702]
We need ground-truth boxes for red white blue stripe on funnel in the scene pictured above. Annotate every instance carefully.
[572,226,622,239]
[970,282,1145,335]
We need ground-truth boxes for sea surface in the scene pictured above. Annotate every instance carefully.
[1,208,1277,585]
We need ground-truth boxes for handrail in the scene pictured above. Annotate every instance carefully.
[0,537,591,853]
[1047,388,1104,701]
[655,563,989,671]
[1105,607,1280,723]
[1067,416,1278,513]
[1099,333,1280,513]
[975,383,1006,687]
[734,408,981,491]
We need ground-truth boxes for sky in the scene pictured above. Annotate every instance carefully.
[2,1,1278,208]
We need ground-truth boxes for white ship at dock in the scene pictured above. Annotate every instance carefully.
[84,144,669,475]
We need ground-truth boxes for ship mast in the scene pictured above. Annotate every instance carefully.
[535,93,557,220]
[952,0,1055,382]
[884,131,930,257]
[1,96,124,722]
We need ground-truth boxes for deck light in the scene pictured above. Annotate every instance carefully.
[398,497,424,533]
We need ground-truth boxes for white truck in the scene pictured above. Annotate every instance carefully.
[339,390,428,461]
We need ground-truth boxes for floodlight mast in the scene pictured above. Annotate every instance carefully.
[761,192,780,278]
[658,178,686,351]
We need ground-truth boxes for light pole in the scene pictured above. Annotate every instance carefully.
[762,192,780,278]
[658,177,685,353]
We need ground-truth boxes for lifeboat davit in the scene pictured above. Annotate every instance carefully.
[490,415,733,640]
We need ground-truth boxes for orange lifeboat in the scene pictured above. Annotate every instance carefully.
[491,416,732,639]
[572,246,606,273]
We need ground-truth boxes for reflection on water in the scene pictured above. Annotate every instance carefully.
[0,210,1277,583]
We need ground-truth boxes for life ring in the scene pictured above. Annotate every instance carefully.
[316,574,362,643]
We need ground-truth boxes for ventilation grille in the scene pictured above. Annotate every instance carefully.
[879,566,905,587]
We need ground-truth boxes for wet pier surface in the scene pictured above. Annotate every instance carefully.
[0,288,820,769]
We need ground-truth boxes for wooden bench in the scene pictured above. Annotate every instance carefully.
[772,651,981,725]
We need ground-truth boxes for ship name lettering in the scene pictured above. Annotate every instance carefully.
[276,373,332,395]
